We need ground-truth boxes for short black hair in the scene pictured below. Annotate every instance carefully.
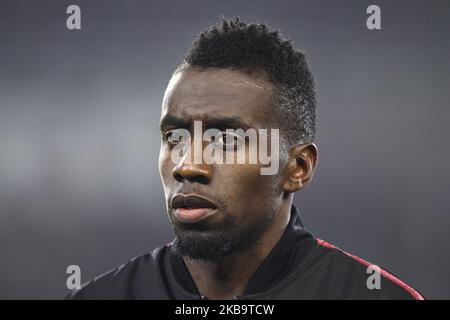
[182,18,316,146]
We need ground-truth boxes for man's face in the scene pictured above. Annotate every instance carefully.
[158,68,288,261]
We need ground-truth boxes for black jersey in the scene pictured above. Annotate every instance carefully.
[65,206,424,300]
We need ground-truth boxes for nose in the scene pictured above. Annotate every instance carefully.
[173,163,212,184]
[172,146,213,184]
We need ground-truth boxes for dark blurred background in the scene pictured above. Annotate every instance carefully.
[0,0,449,299]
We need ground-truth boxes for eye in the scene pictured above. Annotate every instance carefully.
[214,132,244,150]
[164,129,189,146]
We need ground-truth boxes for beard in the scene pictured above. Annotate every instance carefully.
[172,211,275,263]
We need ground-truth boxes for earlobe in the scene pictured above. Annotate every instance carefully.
[282,143,318,193]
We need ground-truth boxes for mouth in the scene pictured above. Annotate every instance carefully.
[171,194,218,224]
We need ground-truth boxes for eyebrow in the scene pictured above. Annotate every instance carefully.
[159,115,252,132]
[159,114,189,131]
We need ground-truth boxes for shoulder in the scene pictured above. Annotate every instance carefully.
[311,239,424,300]
[65,244,171,300]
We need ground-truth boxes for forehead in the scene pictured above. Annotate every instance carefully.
[161,68,276,128]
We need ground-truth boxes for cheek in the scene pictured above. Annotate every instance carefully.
[217,164,281,209]
[158,147,174,190]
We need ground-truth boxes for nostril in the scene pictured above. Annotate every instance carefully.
[173,172,184,182]
[195,175,210,185]
[173,172,210,184]
[172,168,211,184]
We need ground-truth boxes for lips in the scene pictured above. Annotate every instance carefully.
[171,194,218,224]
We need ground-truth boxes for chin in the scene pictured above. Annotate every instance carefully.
[172,230,234,262]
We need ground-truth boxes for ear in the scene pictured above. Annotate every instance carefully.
[282,143,318,193]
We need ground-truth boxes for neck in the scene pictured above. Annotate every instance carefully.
[183,200,292,300]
